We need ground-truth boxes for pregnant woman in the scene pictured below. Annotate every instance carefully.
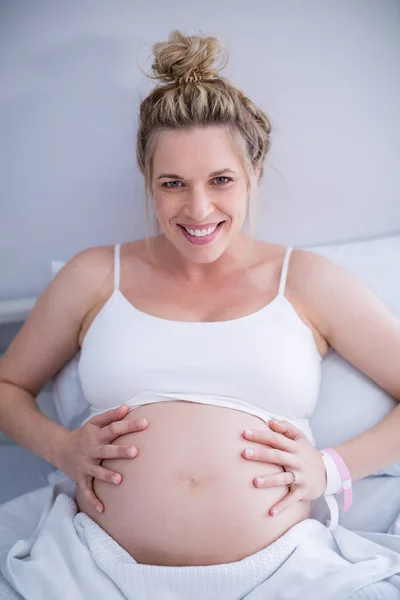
[1,30,400,592]
[73,237,324,566]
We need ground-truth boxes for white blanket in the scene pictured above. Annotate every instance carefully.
[1,474,400,600]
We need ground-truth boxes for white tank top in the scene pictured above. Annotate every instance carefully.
[78,243,323,443]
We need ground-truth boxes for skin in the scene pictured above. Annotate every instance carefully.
[149,125,258,275]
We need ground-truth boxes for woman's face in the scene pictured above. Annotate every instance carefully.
[150,126,259,264]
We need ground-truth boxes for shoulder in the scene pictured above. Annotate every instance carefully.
[285,246,348,342]
[257,242,332,296]
[60,244,115,296]
[257,242,333,353]
[256,242,319,273]
[0,244,117,395]
[253,241,309,279]
[70,239,153,304]
[66,239,153,297]
[121,239,152,263]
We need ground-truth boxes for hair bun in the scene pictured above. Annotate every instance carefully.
[150,29,228,84]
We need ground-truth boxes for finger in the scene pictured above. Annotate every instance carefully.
[268,419,305,441]
[89,464,124,485]
[79,475,104,513]
[92,444,138,460]
[100,417,148,443]
[243,446,300,469]
[253,471,297,488]
[269,488,303,516]
[90,404,130,428]
[242,427,296,452]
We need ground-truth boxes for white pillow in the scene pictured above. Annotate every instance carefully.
[50,235,400,476]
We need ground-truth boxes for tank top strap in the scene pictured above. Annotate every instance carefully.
[278,246,294,297]
[114,243,121,291]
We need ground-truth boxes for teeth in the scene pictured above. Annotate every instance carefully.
[184,225,217,237]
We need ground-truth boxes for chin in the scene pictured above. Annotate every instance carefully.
[162,222,234,263]
[169,238,225,263]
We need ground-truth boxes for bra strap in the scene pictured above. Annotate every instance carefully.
[114,243,121,291]
[278,247,293,297]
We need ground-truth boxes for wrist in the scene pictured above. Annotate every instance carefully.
[48,425,72,471]
[321,447,353,512]
[320,450,343,495]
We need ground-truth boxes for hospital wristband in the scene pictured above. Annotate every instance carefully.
[320,450,343,495]
[321,448,353,512]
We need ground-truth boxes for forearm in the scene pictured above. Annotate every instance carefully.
[332,402,400,482]
[0,380,70,470]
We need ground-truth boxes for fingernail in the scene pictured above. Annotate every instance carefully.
[137,419,146,427]
[244,448,254,457]
[96,506,103,513]
[271,508,279,516]
[244,429,253,436]
[112,475,121,484]
[255,477,265,486]
[126,448,136,457]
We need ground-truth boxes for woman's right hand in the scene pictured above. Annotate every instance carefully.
[59,403,148,513]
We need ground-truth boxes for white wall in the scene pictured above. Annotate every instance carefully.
[1,0,399,304]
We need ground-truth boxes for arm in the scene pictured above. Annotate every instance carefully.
[242,249,400,516]
[0,246,112,468]
[331,401,400,482]
[0,379,70,470]
[307,251,400,479]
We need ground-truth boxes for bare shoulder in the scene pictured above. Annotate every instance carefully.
[0,244,115,396]
[122,238,152,264]
[286,247,400,397]
[119,237,174,275]
[285,246,336,345]
[256,242,332,355]
[69,244,116,295]
[51,243,118,312]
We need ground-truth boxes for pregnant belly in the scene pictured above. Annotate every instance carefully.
[75,400,311,566]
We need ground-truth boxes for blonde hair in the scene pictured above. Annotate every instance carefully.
[136,29,272,245]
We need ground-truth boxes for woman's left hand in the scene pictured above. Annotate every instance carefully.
[241,419,327,516]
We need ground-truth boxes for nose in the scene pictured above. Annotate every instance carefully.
[184,189,213,223]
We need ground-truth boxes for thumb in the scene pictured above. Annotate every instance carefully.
[90,404,129,428]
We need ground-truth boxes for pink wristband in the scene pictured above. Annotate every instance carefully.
[322,448,353,511]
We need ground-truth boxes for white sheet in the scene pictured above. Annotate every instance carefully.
[1,447,400,599]
[1,473,400,600]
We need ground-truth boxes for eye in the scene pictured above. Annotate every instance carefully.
[163,181,182,188]
[214,176,233,185]
[161,176,233,189]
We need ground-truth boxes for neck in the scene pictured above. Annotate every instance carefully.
[152,234,255,284]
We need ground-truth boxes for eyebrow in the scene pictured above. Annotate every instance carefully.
[156,168,237,180]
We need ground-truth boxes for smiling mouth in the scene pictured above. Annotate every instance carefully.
[177,221,225,244]
[178,222,223,236]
